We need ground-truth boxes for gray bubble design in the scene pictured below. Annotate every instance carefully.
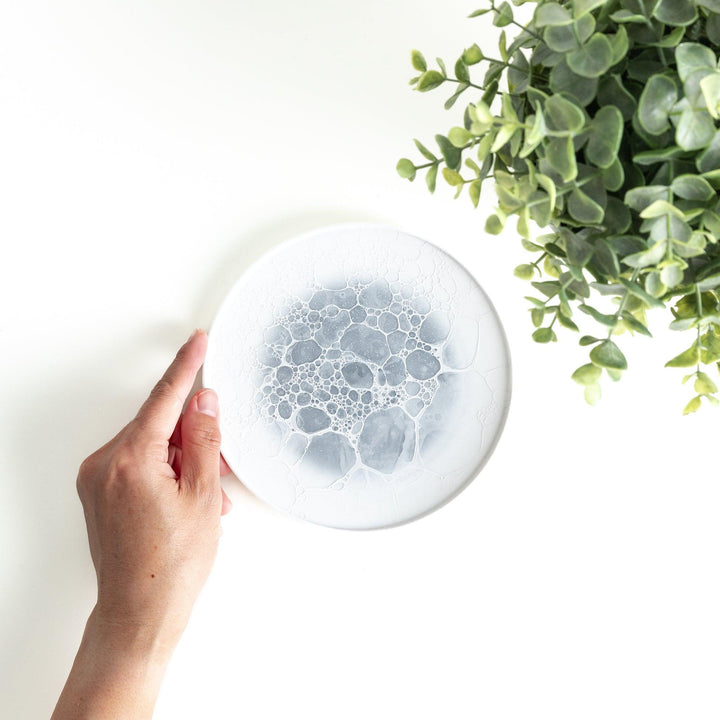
[250,276,465,479]
[205,225,513,531]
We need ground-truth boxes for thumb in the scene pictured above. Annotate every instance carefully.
[180,388,222,497]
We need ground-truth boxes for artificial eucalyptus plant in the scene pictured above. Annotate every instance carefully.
[398,0,720,413]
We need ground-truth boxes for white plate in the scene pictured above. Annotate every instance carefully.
[204,224,511,529]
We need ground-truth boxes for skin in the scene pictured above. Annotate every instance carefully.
[52,329,233,720]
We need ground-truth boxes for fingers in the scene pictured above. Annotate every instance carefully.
[179,388,222,497]
[220,454,233,476]
[167,445,233,480]
[221,488,233,515]
[135,330,208,440]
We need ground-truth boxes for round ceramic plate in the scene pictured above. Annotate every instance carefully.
[204,224,511,529]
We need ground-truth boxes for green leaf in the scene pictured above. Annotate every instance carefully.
[468,8,492,17]
[625,185,669,213]
[448,126,472,148]
[557,312,579,331]
[544,15,595,52]
[623,239,667,268]
[639,200,685,220]
[531,307,545,327]
[525,296,547,309]
[544,94,586,133]
[669,317,698,331]
[654,0,698,26]
[590,340,627,369]
[676,105,716,151]
[565,232,594,267]
[417,71,445,92]
[600,158,625,191]
[695,371,718,394]
[514,263,536,280]
[621,311,652,336]
[520,107,547,158]
[648,25,686,48]
[468,180,482,208]
[535,3,573,26]
[697,272,720,291]
[573,0,607,17]
[426,164,438,193]
[532,327,556,343]
[586,106,624,168]
[580,335,602,346]
[610,9,649,22]
[532,280,561,298]
[499,30,508,62]
[603,197,632,234]
[598,74,637,122]
[665,343,700,367]
[414,139,437,162]
[546,136,577,182]
[579,304,618,327]
[463,44,483,65]
[683,395,703,414]
[485,213,506,234]
[638,75,678,135]
[608,26,629,65]
[493,1,513,27]
[572,363,603,385]
[568,187,605,224]
[549,59,598,106]
[435,134,461,171]
[567,34,614,78]
[676,43,716,83]
[536,172,556,210]
[444,84,469,111]
[469,101,494,134]
[700,73,720,120]
[396,158,416,180]
[633,146,685,165]
[708,13,720,45]
[411,50,427,72]
[671,174,715,200]
[584,383,602,405]
[442,168,464,186]
[619,278,665,308]
[454,58,470,84]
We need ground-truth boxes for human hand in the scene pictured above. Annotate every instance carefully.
[52,329,232,719]
[77,329,232,644]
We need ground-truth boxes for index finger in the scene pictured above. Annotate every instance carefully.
[135,329,208,440]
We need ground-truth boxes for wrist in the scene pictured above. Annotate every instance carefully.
[51,607,176,720]
[88,604,181,665]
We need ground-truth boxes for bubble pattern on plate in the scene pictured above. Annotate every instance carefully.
[204,225,512,529]
[250,278,453,477]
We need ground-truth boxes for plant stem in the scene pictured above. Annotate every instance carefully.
[607,268,640,339]
[445,77,485,91]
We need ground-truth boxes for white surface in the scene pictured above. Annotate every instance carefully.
[205,224,511,529]
[1,2,719,718]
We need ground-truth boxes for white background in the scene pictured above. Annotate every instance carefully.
[1,2,719,718]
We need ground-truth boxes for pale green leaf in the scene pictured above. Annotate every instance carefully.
[638,75,678,135]
[590,340,628,369]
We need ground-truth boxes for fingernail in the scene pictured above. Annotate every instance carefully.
[188,328,205,342]
[197,389,218,417]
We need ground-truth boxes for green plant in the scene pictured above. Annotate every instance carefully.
[397,0,720,413]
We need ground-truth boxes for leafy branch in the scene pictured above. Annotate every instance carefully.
[398,0,720,413]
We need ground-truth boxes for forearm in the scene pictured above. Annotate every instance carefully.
[51,607,176,720]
